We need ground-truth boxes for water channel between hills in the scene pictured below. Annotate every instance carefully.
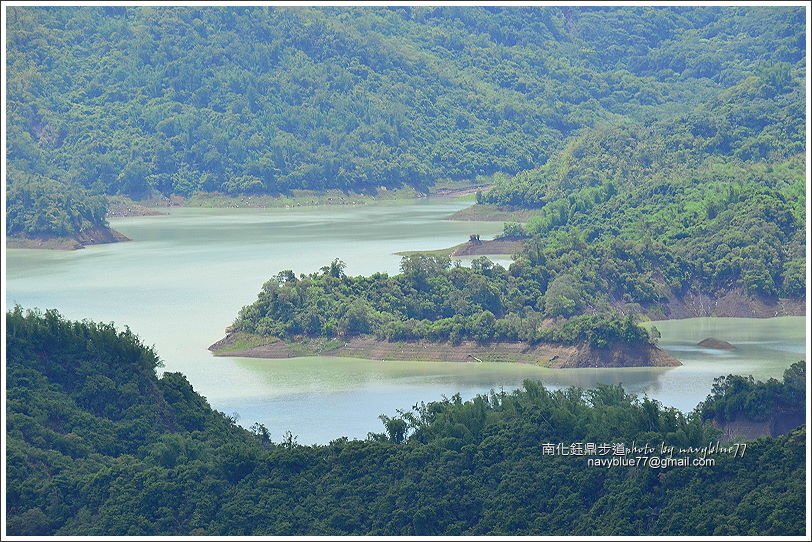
[6,198,806,443]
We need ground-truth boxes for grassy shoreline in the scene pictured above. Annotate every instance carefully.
[447,204,543,222]
[111,181,493,214]
[130,185,481,209]
[183,187,426,208]
[396,238,524,258]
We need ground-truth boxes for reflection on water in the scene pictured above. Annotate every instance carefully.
[215,314,805,443]
[6,200,807,444]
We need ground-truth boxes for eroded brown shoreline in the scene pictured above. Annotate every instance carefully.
[7,227,130,250]
[637,289,805,320]
[209,332,682,368]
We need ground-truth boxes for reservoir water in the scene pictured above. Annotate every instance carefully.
[5,199,806,443]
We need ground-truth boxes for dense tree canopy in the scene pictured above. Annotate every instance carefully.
[234,255,659,347]
[6,167,109,236]
[5,6,807,536]
[699,362,806,424]
[481,70,806,301]
[5,6,806,235]
[6,309,806,535]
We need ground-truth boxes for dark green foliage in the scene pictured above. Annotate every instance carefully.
[216,6,803,339]
[5,6,804,209]
[5,309,806,535]
[482,72,805,300]
[499,221,527,239]
[484,66,805,210]
[5,6,808,535]
[234,255,656,347]
[5,308,257,534]
[6,168,109,236]
[699,361,806,423]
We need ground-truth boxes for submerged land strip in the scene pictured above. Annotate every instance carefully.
[397,237,525,258]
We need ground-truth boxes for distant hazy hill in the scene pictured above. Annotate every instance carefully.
[6,6,804,235]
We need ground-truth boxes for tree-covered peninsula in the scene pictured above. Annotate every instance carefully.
[6,308,806,535]
[214,254,679,367]
[6,169,127,249]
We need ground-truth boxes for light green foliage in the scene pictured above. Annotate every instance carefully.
[6,167,108,236]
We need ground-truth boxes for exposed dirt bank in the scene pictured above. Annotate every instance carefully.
[432,184,491,198]
[562,342,681,368]
[713,411,805,442]
[108,185,484,215]
[396,238,524,258]
[107,197,169,218]
[450,238,524,257]
[637,288,806,320]
[7,227,130,250]
[209,332,681,368]
[175,187,425,209]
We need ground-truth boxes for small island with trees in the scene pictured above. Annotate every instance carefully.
[210,255,681,368]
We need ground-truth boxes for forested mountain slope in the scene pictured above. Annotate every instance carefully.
[6,6,805,236]
[483,68,805,207]
[6,309,806,535]
[478,68,806,308]
[228,68,806,345]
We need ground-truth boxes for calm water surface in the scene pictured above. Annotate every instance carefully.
[5,199,806,443]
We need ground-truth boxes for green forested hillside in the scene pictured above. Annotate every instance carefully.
[483,68,805,207]
[6,6,805,235]
[6,169,109,237]
[6,309,806,535]
[480,67,806,302]
[6,6,808,536]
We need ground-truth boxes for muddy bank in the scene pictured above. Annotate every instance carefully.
[109,186,478,216]
[634,288,806,320]
[561,342,680,368]
[210,332,681,368]
[451,238,524,257]
[179,187,424,209]
[107,197,169,218]
[7,226,130,250]
[431,184,491,198]
[397,238,524,258]
[713,411,805,442]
